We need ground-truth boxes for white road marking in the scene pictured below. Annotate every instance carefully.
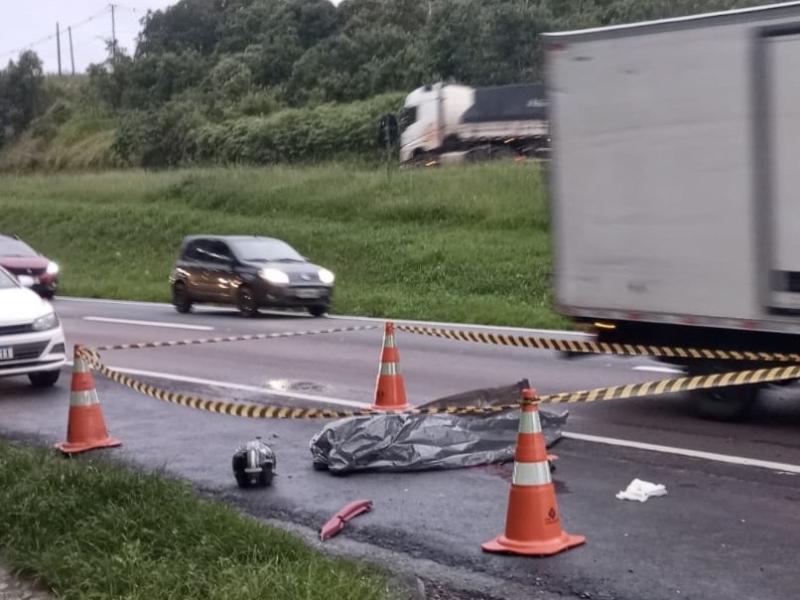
[59,297,174,308]
[65,361,368,409]
[58,296,589,338]
[83,317,214,331]
[633,365,684,374]
[327,315,586,337]
[563,432,800,474]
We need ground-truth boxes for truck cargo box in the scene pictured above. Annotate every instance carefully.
[462,83,547,123]
[544,2,800,335]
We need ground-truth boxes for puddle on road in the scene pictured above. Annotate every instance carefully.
[265,379,332,394]
[260,378,372,404]
[479,462,571,494]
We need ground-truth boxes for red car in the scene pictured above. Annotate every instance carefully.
[0,234,59,298]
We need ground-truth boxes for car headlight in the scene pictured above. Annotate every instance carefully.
[32,312,59,331]
[318,268,335,285]
[46,262,59,275]
[259,268,290,285]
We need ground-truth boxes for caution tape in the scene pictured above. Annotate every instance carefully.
[79,348,515,418]
[540,364,800,404]
[77,347,800,418]
[397,324,800,362]
[94,324,379,352]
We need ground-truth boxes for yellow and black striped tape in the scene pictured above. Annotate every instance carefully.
[78,347,800,418]
[79,347,514,418]
[94,324,379,352]
[541,364,800,404]
[397,324,800,362]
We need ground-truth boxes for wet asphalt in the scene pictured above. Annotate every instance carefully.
[0,298,798,600]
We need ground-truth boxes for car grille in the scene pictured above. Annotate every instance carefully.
[5,266,45,277]
[288,272,321,284]
[0,341,49,362]
[0,323,34,336]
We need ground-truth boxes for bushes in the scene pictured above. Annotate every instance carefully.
[118,92,403,168]
[114,101,207,167]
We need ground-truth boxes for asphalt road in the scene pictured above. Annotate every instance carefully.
[2,298,799,600]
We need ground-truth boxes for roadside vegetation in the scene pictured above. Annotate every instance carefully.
[0,161,567,328]
[0,440,393,600]
[0,0,773,171]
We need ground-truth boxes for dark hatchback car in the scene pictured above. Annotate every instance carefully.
[169,235,335,317]
[0,234,59,298]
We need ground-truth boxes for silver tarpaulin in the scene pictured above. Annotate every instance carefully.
[309,380,568,474]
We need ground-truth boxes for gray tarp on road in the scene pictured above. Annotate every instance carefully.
[309,380,568,474]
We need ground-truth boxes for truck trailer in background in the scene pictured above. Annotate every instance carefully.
[398,82,549,165]
[544,1,800,419]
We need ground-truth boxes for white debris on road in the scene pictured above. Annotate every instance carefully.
[616,479,668,502]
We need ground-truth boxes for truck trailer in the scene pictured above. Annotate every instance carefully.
[398,82,549,165]
[544,1,800,419]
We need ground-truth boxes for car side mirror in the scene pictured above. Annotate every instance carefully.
[17,275,35,288]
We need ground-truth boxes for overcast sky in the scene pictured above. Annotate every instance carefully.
[1,0,342,74]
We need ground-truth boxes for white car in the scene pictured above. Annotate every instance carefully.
[0,266,66,387]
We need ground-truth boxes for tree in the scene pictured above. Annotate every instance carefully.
[0,51,45,145]
[210,56,253,100]
[288,25,427,104]
[87,44,133,111]
[136,0,229,57]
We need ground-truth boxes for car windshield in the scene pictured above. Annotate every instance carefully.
[0,270,18,289]
[231,239,305,263]
[399,105,417,132]
[0,238,37,257]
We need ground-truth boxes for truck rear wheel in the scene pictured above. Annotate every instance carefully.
[692,385,758,421]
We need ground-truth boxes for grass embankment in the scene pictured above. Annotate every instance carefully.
[0,162,567,328]
[0,75,121,172]
[0,115,119,172]
[0,440,392,600]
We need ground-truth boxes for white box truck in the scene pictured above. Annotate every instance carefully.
[544,2,800,418]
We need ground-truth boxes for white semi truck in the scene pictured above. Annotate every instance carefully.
[398,82,549,164]
[544,1,800,419]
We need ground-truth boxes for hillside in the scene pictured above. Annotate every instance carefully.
[0,0,774,171]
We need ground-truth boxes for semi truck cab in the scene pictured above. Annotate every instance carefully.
[399,83,474,163]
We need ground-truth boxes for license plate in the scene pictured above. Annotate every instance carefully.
[296,289,322,299]
[0,347,13,361]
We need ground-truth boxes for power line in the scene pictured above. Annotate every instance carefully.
[115,3,151,14]
[0,6,110,61]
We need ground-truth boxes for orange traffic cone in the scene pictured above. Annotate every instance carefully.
[56,345,121,455]
[371,321,411,411]
[482,388,585,556]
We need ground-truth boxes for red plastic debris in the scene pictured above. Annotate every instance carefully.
[320,499,373,541]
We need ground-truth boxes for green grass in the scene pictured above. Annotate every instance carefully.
[0,117,119,172]
[0,440,394,600]
[0,162,568,328]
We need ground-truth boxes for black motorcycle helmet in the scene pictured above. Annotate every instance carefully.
[232,437,276,488]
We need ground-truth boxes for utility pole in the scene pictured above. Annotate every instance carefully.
[68,27,75,75]
[110,3,117,61]
[56,22,62,76]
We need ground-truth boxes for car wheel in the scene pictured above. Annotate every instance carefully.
[29,370,60,388]
[172,282,192,313]
[308,305,328,317]
[238,286,259,317]
[693,385,758,421]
